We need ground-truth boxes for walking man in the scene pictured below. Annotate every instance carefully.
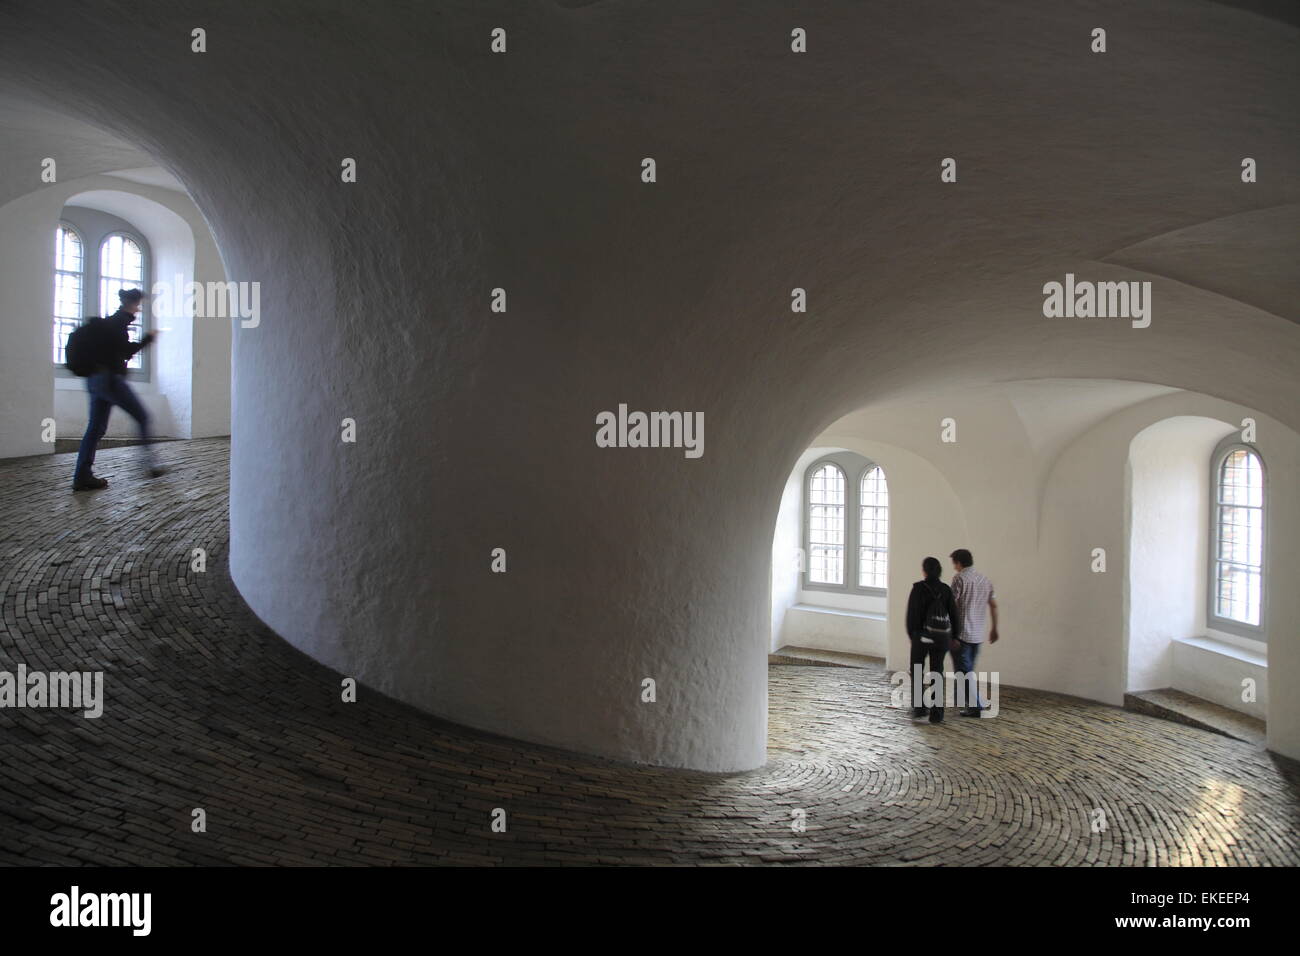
[71,288,165,491]
[949,548,998,717]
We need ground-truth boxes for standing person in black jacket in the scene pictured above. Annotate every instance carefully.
[906,556,962,723]
[71,288,165,491]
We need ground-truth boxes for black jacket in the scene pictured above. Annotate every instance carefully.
[906,578,962,642]
[97,309,154,375]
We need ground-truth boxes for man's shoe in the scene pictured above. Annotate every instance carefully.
[960,708,983,718]
[911,707,929,719]
[71,474,109,492]
[145,466,167,479]
[929,710,944,724]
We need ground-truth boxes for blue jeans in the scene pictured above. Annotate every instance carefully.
[951,639,986,709]
[74,372,153,481]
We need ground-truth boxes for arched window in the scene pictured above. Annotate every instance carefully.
[807,463,846,585]
[1211,444,1265,635]
[99,233,148,369]
[858,465,889,589]
[804,454,888,594]
[52,224,83,365]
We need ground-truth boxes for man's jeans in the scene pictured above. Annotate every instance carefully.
[952,639,986,709]
[74,372,154,481]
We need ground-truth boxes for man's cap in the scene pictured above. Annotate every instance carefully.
[118,288,149,304]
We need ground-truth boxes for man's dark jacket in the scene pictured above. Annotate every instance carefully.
[95,309,154,375]
[906,577,962,643]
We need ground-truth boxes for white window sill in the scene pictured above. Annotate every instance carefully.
[56,375,155,392]
[1173,635,1266,668]
[792,603,886,622]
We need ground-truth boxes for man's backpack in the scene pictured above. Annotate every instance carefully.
[922,582,953,641]
[65,317,107,377]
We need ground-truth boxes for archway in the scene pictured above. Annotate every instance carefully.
[1126,414,1268,724]
[54,186,233,443]
[770,438,971,678]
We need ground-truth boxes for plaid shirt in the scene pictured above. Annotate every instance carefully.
[951,568,995,643]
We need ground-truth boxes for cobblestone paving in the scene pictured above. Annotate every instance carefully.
[2,439,1297,865]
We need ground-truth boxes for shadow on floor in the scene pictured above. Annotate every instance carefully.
[52,437,179,455]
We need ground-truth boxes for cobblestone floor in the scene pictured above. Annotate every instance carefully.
[2,439,1297,865]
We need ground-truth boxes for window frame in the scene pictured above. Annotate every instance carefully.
[802,453,888,597]
[804,458,848,589]
[97,230,152,381]
[1207,439,1266,641]
[52,221,85,369]
[857,463,889,591]
[53,216,153,382]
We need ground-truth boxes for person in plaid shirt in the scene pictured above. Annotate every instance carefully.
[949,549,999,717]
